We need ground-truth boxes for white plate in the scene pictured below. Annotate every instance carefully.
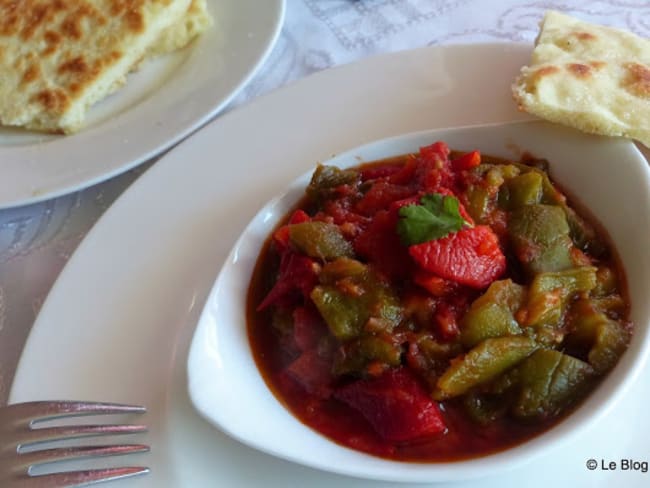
[0,0,285,209]
[10,44,650,487]
[187,121,650,483]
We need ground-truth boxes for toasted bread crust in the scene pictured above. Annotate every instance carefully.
[0,1,162,39]
[624,62,650,98]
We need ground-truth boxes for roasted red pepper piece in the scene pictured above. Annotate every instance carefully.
[335,368,446,441]
[387,156,418,185]
[409,225,505,289]
[353,209,413,280]
[451,150,481,171]
[293,306,327,352]
[257,252,319,310]
[286,349,333,398]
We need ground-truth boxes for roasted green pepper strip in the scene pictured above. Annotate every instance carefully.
[310,259,402,340]
[510,160,605,256]
[522,266,597,345]
[311,286,362,340]
[562,205,607,257]
[589,320,630,373]
[318,257,367,283]
[505,171,543,208]
[510,162,564,205]
[460,279,525,348]
[509,204,574,275]
[509,161,604,255]
[592,266,618,297]
[590,295,627,317]
[332,334,402,376]
[465,164,519,222]
[511,349,595,419]
[434,336,538,400]
[567,299,630,373]
[289,222,354,260]
[306,165,360,203]
[462,392,508,426]
[465,185,491,223]
[524,266,597,326]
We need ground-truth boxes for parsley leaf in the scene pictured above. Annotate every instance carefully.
[397,193,467,245]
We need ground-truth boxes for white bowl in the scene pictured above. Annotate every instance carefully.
[187,120,650,483]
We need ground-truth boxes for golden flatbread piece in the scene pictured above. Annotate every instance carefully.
[512,11,650,148]
[0,0,212,134]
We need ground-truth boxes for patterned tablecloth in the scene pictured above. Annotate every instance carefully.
[0,0,648,404]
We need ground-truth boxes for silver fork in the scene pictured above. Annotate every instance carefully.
[0,401,150,487]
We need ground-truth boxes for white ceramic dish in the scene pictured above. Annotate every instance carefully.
[187,121,650,483]
[10,43,650,487]
[0,0,285,209]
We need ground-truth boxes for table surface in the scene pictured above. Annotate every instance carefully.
[0,0,648,404]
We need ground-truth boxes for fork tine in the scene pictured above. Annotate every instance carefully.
[5,402,146,426]
[0,402,150,486]
[16,424,147,448]
[15,467,150,487]
[14,444,149,472]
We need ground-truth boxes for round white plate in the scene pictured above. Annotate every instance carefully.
[10,43,650,487]
[0,0,285,209]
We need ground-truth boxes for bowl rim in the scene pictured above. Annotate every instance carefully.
[187,120,650,483]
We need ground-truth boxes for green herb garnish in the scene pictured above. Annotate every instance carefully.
[397,193,468,245]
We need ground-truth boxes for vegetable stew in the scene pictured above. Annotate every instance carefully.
[247,141,632,461]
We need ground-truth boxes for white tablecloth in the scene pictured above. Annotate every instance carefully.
[0,0,648,403]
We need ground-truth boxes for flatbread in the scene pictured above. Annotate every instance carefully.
[512,11,650,148]
[0,0,197,134]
